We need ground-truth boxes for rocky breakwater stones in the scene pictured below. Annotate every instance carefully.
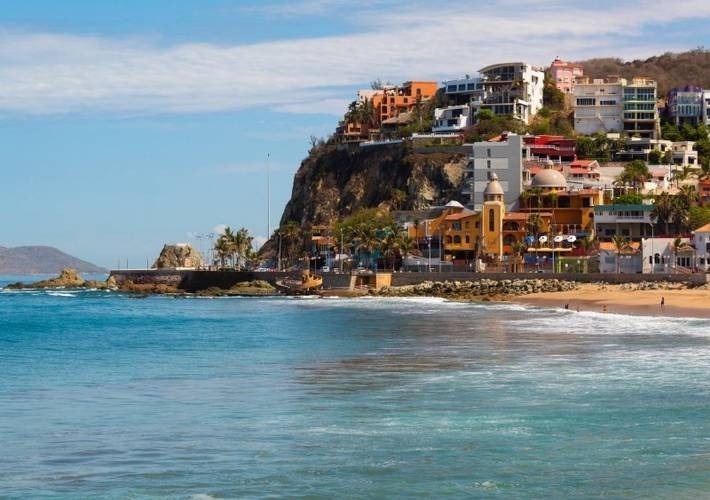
[375,278,578,299]
[5,268,117,290]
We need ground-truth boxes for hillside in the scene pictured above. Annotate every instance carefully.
[0,246,106,274]
[279,142,467,227]
[578,49,710,96]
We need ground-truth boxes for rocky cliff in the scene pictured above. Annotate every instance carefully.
[279,142,468,227]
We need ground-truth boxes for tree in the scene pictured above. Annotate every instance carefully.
[615,159,650,191]
[390,188,407,210]
[651,192,674,235]
[396,233,416,271]
[279,221,302,268]
[214,236,231,269]
[612,234,631,273]
[648,149,663,165]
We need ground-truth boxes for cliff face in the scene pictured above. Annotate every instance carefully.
[279,143,468,227]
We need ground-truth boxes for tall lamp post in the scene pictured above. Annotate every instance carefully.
[340,228,344,273]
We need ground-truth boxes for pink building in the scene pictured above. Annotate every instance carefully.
[549,58,584,94]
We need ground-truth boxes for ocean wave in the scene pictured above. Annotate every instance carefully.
[46,291,77,297]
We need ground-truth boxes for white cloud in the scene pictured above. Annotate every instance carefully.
[0,1,708,116]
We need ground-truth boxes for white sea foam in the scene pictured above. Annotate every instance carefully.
[47,291,76,297]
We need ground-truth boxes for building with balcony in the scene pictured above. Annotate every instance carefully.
[667,86,704,126]
[464,134,523,209]
[593,204,655,241]
[704,90,710,126]
[623,78,659,139]
[549,57,584,94]
[338,81,438,142]
[519,165,602,239]
[432,105,472,133]
[573,77,625,135]
[523,135,576,162]
[699,179,710,206]
[470,62,544,124]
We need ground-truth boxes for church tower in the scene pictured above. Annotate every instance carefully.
[481,173,505,261]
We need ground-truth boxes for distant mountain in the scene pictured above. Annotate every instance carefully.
[0,246,106,274]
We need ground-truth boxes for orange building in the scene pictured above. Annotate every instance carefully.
[340,81,438,141]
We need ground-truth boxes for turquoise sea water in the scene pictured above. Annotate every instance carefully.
[1,276,709,499]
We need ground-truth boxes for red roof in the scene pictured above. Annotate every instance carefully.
[569,160,597,168]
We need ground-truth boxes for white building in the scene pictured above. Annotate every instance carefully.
[693,223,710,272]
[432,105,472,133]
[704,90,710,126]
[640,237,690,273]
[471,62,544,124]
[573,77,625,135]
[464,134,523,209]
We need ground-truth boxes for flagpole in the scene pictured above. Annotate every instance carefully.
[267,153,271,239]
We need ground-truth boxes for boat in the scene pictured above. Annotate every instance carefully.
[275,271,323,295]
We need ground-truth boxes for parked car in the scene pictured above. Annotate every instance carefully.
[321,266,330,273]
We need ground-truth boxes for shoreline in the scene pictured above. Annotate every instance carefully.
[509,283,710,319]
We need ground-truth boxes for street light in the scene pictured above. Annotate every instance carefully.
[340,228,344,273]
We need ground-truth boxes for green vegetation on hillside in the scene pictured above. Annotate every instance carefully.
[579,48,710,96]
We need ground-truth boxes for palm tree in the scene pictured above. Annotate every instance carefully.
[214,236,231,269]
[526,213,543,243]
[396,233,415,271]
[353,222,380,269]
[580,235,598,256]
[279,221,302,268]
[651,192,674,236]
[612,234,631,273]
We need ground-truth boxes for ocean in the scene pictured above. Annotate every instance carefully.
[1,276,709,499]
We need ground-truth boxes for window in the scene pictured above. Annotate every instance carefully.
[488,209,495,232]
[452,222,462,231]
[453,235,462,244]
[487,148,491,157]
[599,100,617,106]
[487,160,491,169]
[576,98,595,106]
[465,235,470,243]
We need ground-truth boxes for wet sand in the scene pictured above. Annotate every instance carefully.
[511,283,710,318]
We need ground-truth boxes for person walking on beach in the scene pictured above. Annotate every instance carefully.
[660,296,665,312]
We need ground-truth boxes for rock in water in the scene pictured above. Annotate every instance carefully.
[152,244,203,269]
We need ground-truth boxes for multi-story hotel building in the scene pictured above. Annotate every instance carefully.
[573,77,625,135]
[470,62,545,124]
[622,78,658,139]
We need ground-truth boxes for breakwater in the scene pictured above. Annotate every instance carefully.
[109,269,708,293]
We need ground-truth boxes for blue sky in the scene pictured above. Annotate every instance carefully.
[1,0,709,268]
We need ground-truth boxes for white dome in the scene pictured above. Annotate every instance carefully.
[445,200,465,208]
[531,169,567,188]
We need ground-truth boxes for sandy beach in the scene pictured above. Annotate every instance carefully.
[512,283,710,318]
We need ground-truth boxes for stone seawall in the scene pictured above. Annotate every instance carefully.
[109,269,709,293]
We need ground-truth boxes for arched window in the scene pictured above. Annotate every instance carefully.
[446,236,452,244]
[454,235,462,244]
[503,221,519,231]
[488,209,495,232]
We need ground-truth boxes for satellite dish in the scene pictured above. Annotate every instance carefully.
[538,235,548,243]
[553,235,564,243]
[567,235,577,243]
